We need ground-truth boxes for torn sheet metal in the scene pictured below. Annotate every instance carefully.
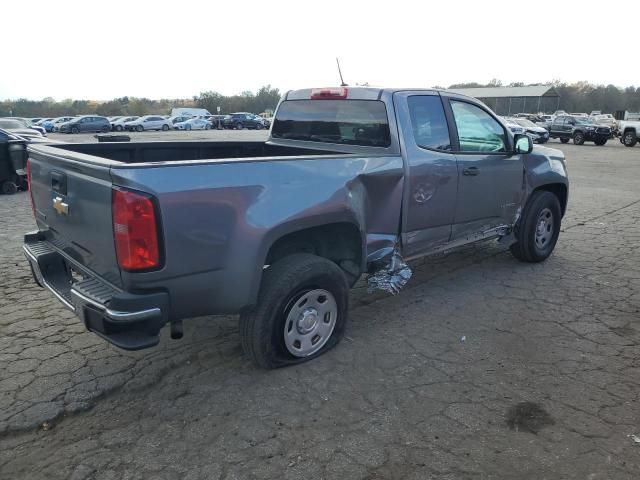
[367,250,412,295]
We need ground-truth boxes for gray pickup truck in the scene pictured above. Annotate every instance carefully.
[24,87,568,368]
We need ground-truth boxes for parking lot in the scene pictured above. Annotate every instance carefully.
[0,133,639,479]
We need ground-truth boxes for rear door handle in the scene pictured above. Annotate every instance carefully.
[462,167,479,176]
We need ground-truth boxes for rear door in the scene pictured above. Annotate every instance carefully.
[393,91,458,256]
[28,147,122,286]
[443,95,524,240]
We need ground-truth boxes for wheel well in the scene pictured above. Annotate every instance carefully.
[265,223,363,279]
[534,184,567,216]
[623,127,636,134]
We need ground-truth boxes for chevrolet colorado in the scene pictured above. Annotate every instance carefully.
[24,87,569,368]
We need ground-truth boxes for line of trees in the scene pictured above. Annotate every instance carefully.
[0,85,282,118]
[3,81,640,118]
[444,79,640,113]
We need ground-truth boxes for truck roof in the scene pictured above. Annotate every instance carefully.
[284,86,473,102]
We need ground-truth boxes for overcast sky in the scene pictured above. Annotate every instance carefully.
[2,0,635,100]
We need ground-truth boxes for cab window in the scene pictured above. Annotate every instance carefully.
[450,101,507,153]
[407,95,451,151]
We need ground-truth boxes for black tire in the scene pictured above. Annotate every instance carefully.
[115,125,123,132]
[510,191,562,263]
[560,138,570,144]
[136,125,144,132]
[71,126,79,134]
[162,124,169,131]
[623,130,638,147]
[1,181,18,195]
[239,254,349,369]
[205,124,210,130]
[100,125,109,133]
[235,122,243,130]
[256,123,264,130]
[573,131,585,145]
[594,138,607,146]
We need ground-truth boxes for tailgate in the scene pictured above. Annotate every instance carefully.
[28,146,122,287]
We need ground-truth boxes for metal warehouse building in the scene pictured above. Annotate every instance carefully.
[450,85,560,115]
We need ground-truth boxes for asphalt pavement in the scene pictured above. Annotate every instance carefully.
[0,133,638,479]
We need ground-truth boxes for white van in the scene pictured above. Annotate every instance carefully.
[170,108,212,118]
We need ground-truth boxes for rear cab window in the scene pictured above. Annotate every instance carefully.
[407,96,451,151]
[272,100,391,147]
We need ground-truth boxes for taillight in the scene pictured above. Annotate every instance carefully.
[112,188,161,271]
[26,158,35,217]
[310,87,348,100]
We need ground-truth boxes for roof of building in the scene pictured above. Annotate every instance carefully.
[449,85,559,98]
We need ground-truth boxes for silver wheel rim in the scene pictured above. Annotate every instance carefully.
[625,134,633,145]
[284,289,337,357]
[535,208,554,249]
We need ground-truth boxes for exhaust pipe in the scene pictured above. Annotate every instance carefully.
[170,320,183,340]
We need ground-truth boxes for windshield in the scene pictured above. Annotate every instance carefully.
[0,119,26,129]
[272,100,391,147]
[574,118,592,125]
[514,119,537,127]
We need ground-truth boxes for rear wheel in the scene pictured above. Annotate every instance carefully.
[239,254,349,369]
[1,181,18,195]
[235,122,244,130]
[573,132,585,145]
[623,130,638,147]
[162,124,169,131]
[115,125,123,132]
[510,191,562,263]
[205,124,210,130]
[100,125,109,133]
[560,138,570,144]
[256,123,264,130]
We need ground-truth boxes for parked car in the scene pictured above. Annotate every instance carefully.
[0,119,44,139]
[43,117,75,133]
[501,118,526,135]
[35,118,54,126]
[0,128,28,194]
[166,115,193,128]
[223,112,267,130]
[548,115,611,145]
[6,118,47,136]
[206,115,226,129]
[171,108,212,118]
[124,115,172,132]
[509,118,550,143]
[58,116,111,134]
[173,117,211,130]
[617,119,640,147]
[24,86,568,368]
[589,114,617,135]
[111,116,139,132]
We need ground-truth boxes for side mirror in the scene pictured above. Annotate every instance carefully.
[514,134,533,154]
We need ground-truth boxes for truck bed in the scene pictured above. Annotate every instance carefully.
[48,140,345,164]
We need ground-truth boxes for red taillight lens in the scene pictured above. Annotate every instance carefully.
[26,158,35,217]
[112,188,161,271]
[310,87,348,100]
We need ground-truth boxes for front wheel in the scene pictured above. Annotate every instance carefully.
[100,125,109,133]
[573,132,585,145]
[510,191,562,263]
[115,125,123,132]
[162,124,169,131]
[70,126,79,134]
[560,138,570,144]
[205,124,210,130]
[623,130,638,147]
[136,125,144,132]
[239,254,349,369]
[235,123,243,130]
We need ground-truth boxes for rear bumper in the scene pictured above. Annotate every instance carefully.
[23,232,169,350]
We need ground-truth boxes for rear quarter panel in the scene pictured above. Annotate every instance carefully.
[111,155,404,318]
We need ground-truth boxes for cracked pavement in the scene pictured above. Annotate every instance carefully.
[0,137,639,479]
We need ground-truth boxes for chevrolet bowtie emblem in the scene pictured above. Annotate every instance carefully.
[53,196,69,215]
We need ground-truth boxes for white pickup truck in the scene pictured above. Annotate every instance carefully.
[618,120,640,147]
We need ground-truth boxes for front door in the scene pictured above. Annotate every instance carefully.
[443,96,524,240]
[394,91,459,257]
